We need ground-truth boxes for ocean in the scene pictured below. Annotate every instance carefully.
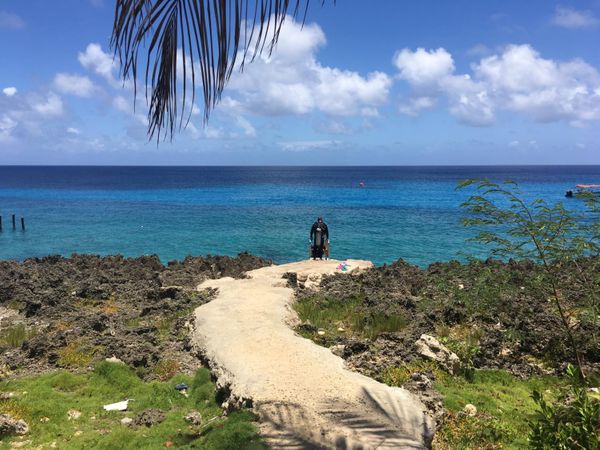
[0,166,598,266]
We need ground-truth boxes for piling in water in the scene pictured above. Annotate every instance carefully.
[21,217,25,231]
[12,214,16,230]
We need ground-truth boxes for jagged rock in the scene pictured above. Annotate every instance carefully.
[0,414,29,436]
[414,334,461,374]
[402,373,445,427]
[330,344,345,357]
[296,321,317,333]
[105,356,125,364]
[131,409,165,428]
[184,410,203,425]
[67,409,82,420]
[120,417,133,426]
[463,404,477,416]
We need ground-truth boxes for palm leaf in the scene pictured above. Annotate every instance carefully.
[111,0,331,142]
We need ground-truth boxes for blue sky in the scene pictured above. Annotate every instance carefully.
[1,0,600,164]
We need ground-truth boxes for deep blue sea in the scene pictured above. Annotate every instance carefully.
[0,166,598,266]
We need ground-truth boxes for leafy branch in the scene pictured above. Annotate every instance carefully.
[458,179,599,381]
[111,0,332,142]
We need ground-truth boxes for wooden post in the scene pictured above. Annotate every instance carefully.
[0,215,2,231]
[12,214,16,230]
[21,217,25,231]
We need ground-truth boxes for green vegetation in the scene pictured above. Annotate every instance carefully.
[0,323,36,348]
[0,362,264,449]
[459,179,599,379]
[295,293,406,341]
[381,363,565,449]
[436,324,483,381]
[381,360,447,387]
[57,342,104,369]
[529,365,600,450]
[153,359,181,382]
[435,370,564,449]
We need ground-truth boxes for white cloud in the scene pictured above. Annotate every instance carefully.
[54,73,96,97]
[2,87,17,97]
[79,43,120,87]
[66,127,81,135]
[32,93,64,117]
[552,6,599,29]
[319,120,352,135]
[279,139,341,152]
[0,11,24,29]
[0,114,18,141]
[395,44,600,127]
[112,95,148,127]
[235,116,256,137]
[399,96,437,116]
[225,18,391,118]
[394,48,454,87]
[112,95,130,113]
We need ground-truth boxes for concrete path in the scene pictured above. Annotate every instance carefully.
[192,259,434,449]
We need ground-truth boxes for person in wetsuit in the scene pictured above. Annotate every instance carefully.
[310,217,329,260]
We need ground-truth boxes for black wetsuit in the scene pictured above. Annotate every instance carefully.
[310,221,329,259]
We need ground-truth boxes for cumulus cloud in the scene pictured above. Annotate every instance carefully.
[66,127,81,135]
[395,44,600,127]
[32,93,64,117]
[0,11,24,29]
[552,6,599,29]
[3,87,17,97]
[54,73,96,97]
[79,43,120,87]
[225,18,392,118]
[394,48,454,87]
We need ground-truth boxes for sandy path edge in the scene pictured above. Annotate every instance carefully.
[192,259,435,449]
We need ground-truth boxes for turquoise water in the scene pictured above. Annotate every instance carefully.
[0,166,597,266]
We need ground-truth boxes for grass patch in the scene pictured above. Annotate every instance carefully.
[0,362,265,449]
[295,294,406,341]
[380,360,448,387]
[436,324,483,379]
[0,323,36,348]
[381,365,566,449]
[434,370,564,449]
[100,298,120,315]
[153,359,181,381]
[156,305,198,340]
[57,342,104,368]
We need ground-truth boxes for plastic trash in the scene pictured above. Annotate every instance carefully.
[336,262,351,271]
[103,400,129,411]
[175,383,188,391]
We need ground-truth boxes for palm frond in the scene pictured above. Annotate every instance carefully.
[111,0,331,142]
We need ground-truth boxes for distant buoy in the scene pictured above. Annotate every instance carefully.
[359,181,365,188]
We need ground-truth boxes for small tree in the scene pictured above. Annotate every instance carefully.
[458,179,599,380]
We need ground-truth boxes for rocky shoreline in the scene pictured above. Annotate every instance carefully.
[293,257,599,380]
[0,253,271,381]
[1,253,598,447]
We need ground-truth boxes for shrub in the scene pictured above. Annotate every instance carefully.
[529,365,600,449]
[153,359,180,381]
